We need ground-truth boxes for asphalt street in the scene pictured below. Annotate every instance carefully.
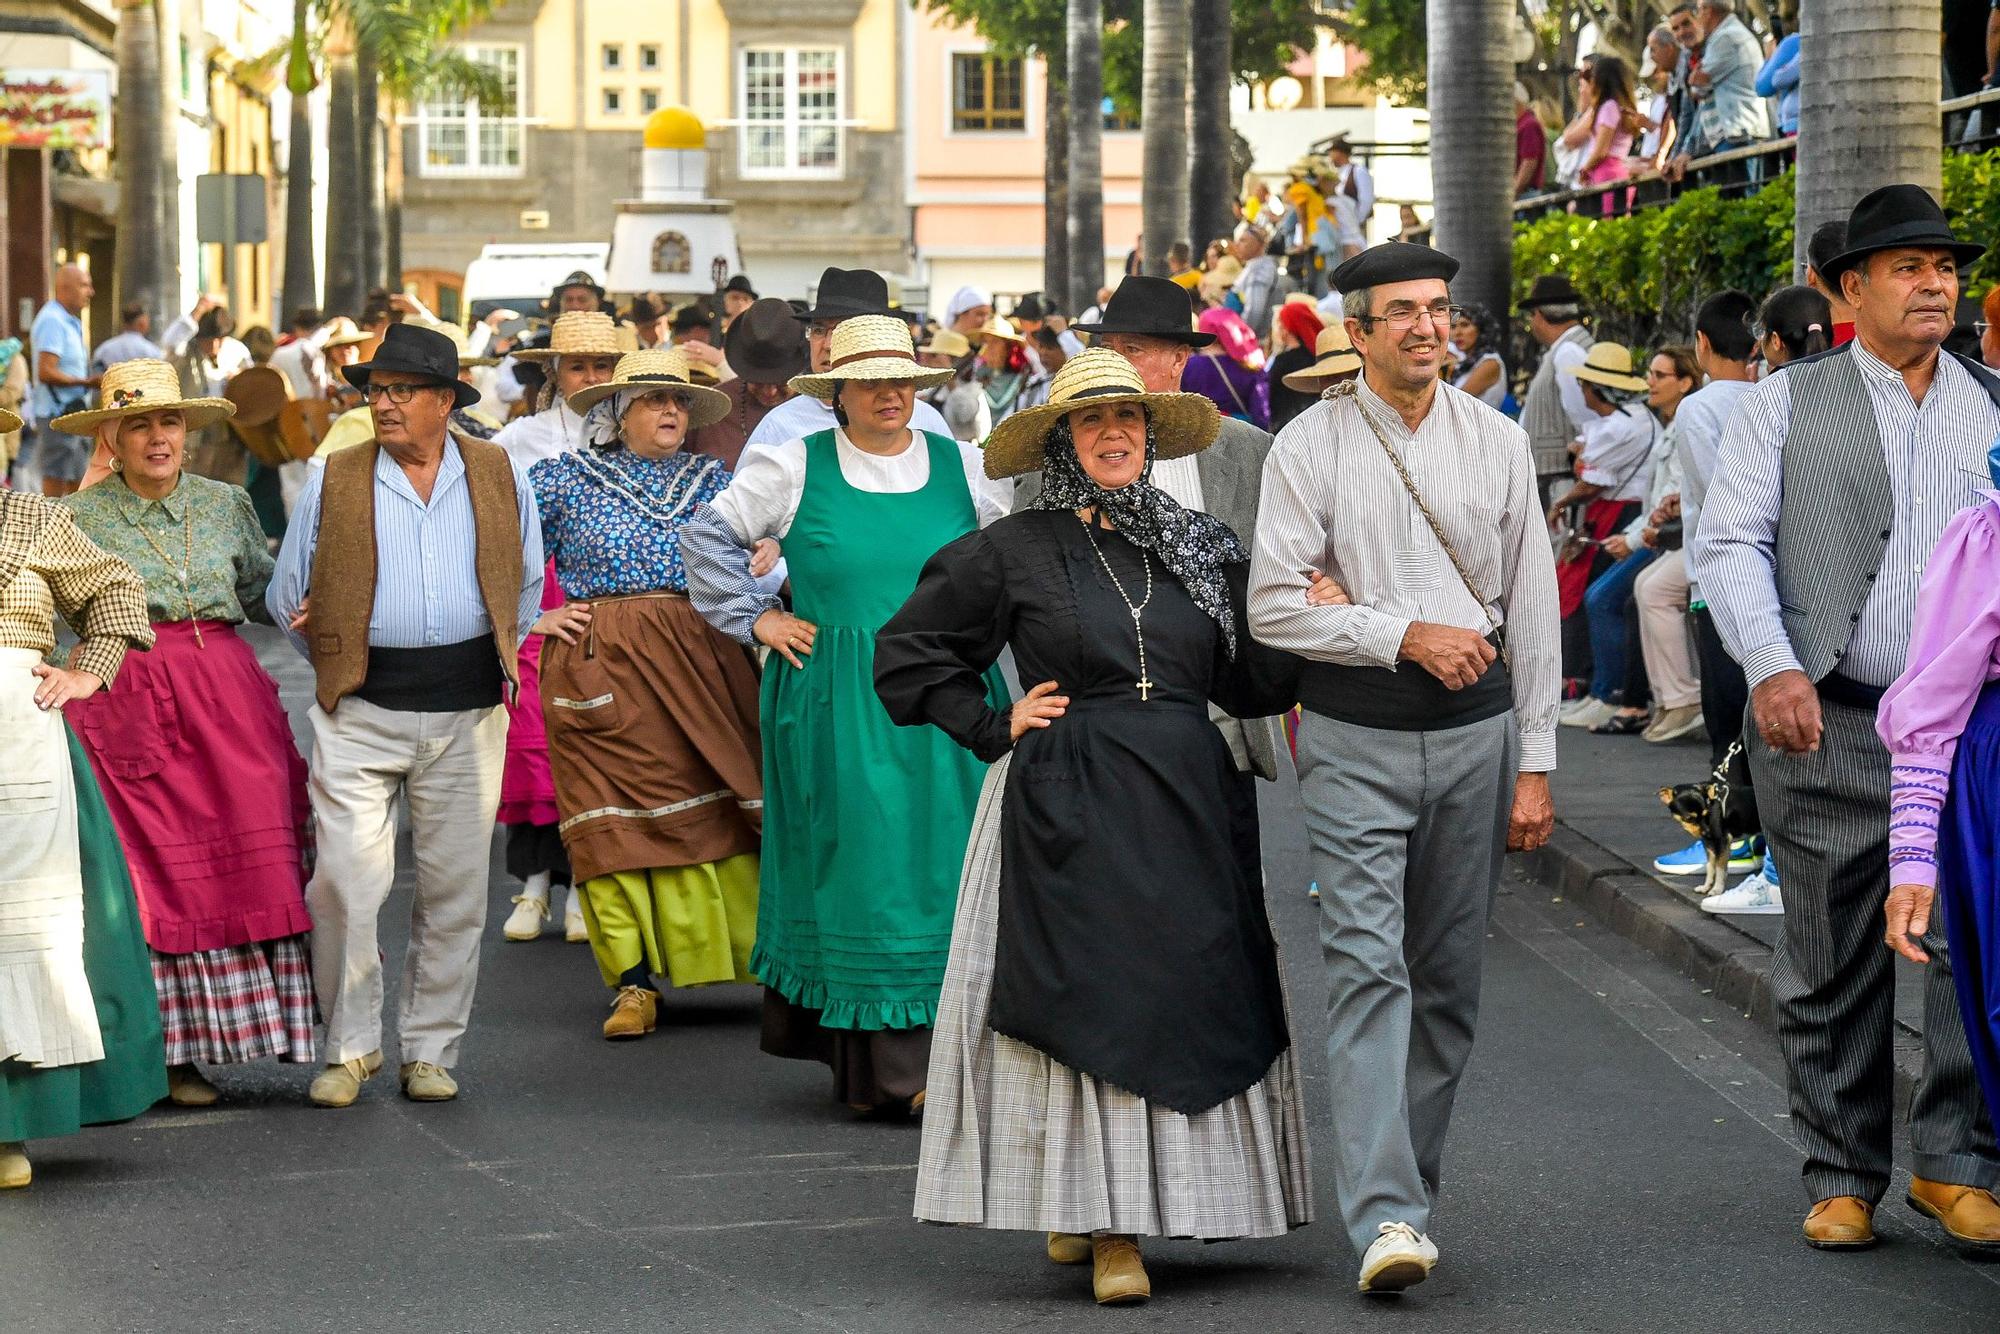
[3,626,1997,1333]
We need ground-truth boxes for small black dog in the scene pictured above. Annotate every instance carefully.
[1658,740,1761,897]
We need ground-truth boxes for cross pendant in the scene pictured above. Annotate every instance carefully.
[1136,677,1154,700]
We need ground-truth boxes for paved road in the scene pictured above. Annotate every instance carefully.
[5,629,1997,1332]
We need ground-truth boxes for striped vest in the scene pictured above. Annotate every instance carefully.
[1523,324,1590,477]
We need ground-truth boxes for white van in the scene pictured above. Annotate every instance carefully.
[461,243,609,324]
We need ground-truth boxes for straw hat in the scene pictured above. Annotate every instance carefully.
[1282,325,1363,392]
[975,317,1024,346]
[980,347,1221,481]
[511,310,627,362]
[919,328,972,360]
[1564,341,1649,394]
[50,358,234,434]
[320,316,370,350]
[564,347,732,428]
[412,318,498,368]
[0,408,20,434]
[789,315,952,400]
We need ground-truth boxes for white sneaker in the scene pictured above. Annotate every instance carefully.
[564,887,589,942]
[502,894,549,941]
[1700,867,1784,915]
[1358,1221,1437,1293]
[1559,698,1619,729]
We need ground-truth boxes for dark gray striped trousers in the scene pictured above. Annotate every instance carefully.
[1749,699,2000,1205]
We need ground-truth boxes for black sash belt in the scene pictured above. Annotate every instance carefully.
[1815,670,1886,712]
[1298,634,1513,732]
[356,633,504,712]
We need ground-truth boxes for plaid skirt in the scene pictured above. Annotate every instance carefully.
[152,934,318,1066]
[914,757,1314,1240]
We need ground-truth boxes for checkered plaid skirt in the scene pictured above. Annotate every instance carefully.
[151,934,318,1066]
[914,757,1314,1240]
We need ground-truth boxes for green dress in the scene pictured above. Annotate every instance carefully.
[752,429,1006,1032]
[0,729,168,1141]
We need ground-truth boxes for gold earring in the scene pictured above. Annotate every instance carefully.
[109,457,124,472]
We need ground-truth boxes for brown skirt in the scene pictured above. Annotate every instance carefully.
[761,990,930,1108]
[541,592,763,885]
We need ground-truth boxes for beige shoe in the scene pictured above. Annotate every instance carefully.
[1047,1232,1091,1265]
[166,1064,220,1108]
[602,985,659,1040]
[1803,1195,1876,1249]
[502,893,550,941]
[1907,1178,2000,1250]
[564,887,589,942]
[308,1051,383,1108]
[400,1061,459,1102]
[0,1142,29,1190]
[1091,1234,1150,1305]
[1358,1220,1438,1293]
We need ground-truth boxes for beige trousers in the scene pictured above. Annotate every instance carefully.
[304,696,507,1067]
[1636,550,1700,710]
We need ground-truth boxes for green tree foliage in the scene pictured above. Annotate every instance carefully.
[1329,0,1427,104]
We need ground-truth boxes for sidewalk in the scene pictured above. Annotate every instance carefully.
[1525,726,1931,1084]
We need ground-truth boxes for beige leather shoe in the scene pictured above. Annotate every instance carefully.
[167,1064,220,1107]
[0,1142,30,1190]
[1908,1178,2000,1250]
[308,1051,383,1109]
[400,1061,459,1102]
[602,986,658,1040]
[1046,1232,1091,1265]
[1091,1234,1150,1305]
[1803,1195,1876,1249]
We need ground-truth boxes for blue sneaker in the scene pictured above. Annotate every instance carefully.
[1653,837,1761,876]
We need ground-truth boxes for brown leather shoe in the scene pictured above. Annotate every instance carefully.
[166,1064,220,1108]
[1907,1178,2000,1250]
[1803,1196,1876,1249]
[1091,1234,1150,1305]
[0,1142,29,1190]
[1046,1232,1091,1265]
[602,985,658,1040]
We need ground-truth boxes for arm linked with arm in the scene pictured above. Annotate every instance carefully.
[266,464,323,656]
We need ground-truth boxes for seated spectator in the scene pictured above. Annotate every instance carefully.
[1447,304,1508,411]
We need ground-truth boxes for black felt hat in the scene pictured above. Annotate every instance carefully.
[1517,272,1583,312]
[723,298,809,385]
[1331,242,1461,296]
[722,273,758,299]
[1068,275,1215,346]
[801,267,893,322]
[342,323,479,409]
[1817,183,1986,283]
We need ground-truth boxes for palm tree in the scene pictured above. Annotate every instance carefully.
[1187,0,1234,256]
[113,0,170,326]
[1068,0,1107,312]
[281,0,318,322]
[1426,0,1513,326]
[1044,60,1071,305]
[357,35,385,291]
[323,17,366,318]
[1795,0,1940,272]
[154,0,182,313]
[1139,0,1190,276]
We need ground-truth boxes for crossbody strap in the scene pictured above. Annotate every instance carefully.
[1332,381,1510,669]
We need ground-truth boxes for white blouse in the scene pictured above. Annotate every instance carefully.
[713,428,1011,543]
[493,401,585,468]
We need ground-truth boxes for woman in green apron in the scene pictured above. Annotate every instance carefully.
[685,314,1009,1114]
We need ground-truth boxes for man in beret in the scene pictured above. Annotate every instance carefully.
[1248,241,1561,1293]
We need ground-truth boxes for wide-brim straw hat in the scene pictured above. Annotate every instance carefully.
[919,328,972,360]
[411,318,498,368]
[50,358,234,434]
[1565,341,1649,393]
[976,317,1024,345]
[981,347,1221,480]
[565,347,732,428]
[789,315,952,400]
[1282,326,1363,391]
[511,310,627,362]
[320,316,370,350]
[0,407,20,434]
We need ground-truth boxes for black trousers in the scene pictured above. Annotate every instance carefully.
[1692,606,1749,770]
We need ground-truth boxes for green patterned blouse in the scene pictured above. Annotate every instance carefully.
[62,472,275,625]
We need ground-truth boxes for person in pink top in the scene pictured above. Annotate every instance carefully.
[1577,55,1640,216]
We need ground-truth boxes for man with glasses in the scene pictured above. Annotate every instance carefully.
[268,322,544,1109]
[1248,241,1561,1295]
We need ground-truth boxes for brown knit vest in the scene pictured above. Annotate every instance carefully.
[307,433,524,713]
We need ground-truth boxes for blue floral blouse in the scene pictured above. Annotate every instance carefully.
[529,447,732,599]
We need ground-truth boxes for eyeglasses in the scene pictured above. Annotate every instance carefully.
[362,381,441,404]
[1353,302,1464,332]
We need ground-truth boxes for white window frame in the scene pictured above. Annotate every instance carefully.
[639,44,660,72]
[640,87,662,115]
[602,43,623,71]
[736,45,845,181]
[417,42,526,179]
[603,87,623,116]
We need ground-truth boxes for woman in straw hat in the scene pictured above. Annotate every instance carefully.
[55,361,320,1108]
[487,310,627,943]
[973,316,1029,427]
[683,313,1009,1116]
[0,407,168,1186]
[873,348,1312,1305]
[526,348,765,1041]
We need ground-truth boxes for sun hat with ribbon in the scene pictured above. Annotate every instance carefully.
[1563,341,1650,394]
[50,358,236,435]
[788,315,953,401]
[1282,324,1362,392]
[510,310,627,362]
[981,346,1221,480]
[564,347,732,428]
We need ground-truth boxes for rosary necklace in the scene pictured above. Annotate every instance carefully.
[126,483,204,647]
[1084,518,1155,700]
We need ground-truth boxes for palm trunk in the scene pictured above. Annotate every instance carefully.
[1139,0,1190,277]
[281,4,318,322]
[114,0,169,325]
[357,37,385,292]
[1043,61,1071,305]
[1795,0,1940,273]
[385,107,405,295]
[1067,0,1106,313]
[1187,0,1233,255]
[324,33,365,317]
[1427,0,1514,329]
[154,0,181,313]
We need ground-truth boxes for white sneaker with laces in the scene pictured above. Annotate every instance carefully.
[564,887,589,942]
[1559,698,1619,730]
[1700,867,1784,915]
[502,893,550,941]
[1357,1221,1437,1293]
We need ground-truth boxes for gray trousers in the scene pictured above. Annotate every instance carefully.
[1748,699,2000,1204]
[1297,710,1517,1257]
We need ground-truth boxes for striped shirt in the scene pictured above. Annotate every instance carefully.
[1692,341,2000,689]
[1246,377,1563,771]
[267,441,545,657]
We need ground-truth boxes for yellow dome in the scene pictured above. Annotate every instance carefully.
[643,106,706,150]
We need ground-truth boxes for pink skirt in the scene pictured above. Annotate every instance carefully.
[66,620,313,954]
[500,562,564,826]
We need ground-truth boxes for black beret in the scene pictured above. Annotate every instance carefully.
[1331,241,1461,294]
